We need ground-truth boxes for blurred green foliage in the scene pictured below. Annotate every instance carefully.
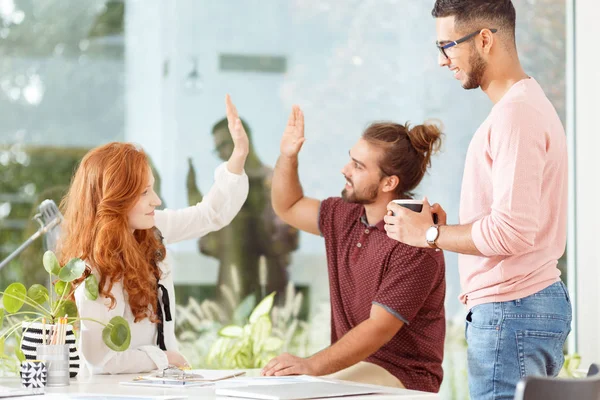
[0,145,89,287]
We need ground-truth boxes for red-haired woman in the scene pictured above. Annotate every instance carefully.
[60,96,249,374]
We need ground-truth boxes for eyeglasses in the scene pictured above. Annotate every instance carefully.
[154,366,199,381]
[436,28,497,60]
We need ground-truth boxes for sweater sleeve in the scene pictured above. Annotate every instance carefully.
[472,103,547,256]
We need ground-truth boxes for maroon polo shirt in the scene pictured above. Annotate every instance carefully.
[318,197,446,393]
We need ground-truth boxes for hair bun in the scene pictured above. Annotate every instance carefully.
[407,120,444,171]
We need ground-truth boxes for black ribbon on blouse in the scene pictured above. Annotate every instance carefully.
[153,229,171,351]
[156,282,172,351]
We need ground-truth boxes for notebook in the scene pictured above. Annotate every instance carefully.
[215,381,384,400]
[62,396,186,400]
[120,379,212,388]
[0,386,43,398]
[120,369,245,388]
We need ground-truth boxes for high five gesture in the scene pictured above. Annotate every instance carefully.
[224,94,249,174]
[280,106,306,158]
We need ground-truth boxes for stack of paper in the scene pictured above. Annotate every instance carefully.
[120,369,245,388]
[0,385,43,398]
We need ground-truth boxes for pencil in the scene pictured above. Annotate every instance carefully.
[62,315,68,344]
[59,317,64,345]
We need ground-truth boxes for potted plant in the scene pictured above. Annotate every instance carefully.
[206,292,286,369]
[0,250,131,375]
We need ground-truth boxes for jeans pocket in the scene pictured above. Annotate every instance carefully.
[560,281,572,304]
[468,304,499,328]
[465,311,471,341]
[516,330,566,378]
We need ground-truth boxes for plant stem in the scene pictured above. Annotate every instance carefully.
[49,271,54,310]
[0,315,44,342]
[76,317,110,328]
[0,292,51,317]
[0,324,22,342]
[2,312,44,318]
[18,316,45,344]
[52,283,72,316]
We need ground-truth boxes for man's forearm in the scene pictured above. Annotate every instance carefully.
[309,319,395,376]
[437,223,482,256]
[272,155,304,215]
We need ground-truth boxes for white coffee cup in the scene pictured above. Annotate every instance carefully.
[391,199,438,224]
[391,199,423,213]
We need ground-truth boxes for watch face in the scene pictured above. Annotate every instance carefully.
[426,226,439,242]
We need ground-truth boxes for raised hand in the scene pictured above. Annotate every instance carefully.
[225,94,250,156]
[224,94,249,175]
[280,106,305,158]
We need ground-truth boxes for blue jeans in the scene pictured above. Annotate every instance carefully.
[466,281,572,400]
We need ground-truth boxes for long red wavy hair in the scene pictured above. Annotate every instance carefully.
[59,142,165,323]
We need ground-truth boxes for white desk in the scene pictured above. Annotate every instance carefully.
[0,373,439,399]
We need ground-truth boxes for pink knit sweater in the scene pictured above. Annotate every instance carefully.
[459,78,567,308]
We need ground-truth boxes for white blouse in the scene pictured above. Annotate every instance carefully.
[74,162,249,374]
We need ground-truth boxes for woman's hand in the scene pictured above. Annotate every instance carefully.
[225,94,249,174]
[164,350,189,368]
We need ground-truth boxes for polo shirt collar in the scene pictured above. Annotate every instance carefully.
[358,208,386,231]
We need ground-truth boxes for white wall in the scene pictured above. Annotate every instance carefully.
[573,0,600,366]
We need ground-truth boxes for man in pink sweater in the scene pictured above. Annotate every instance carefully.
[384,1,571,399]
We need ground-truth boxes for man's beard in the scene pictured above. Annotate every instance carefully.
[462,50,487,90]
[341,182,379,205]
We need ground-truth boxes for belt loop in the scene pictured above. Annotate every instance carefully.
[515,298,521,307]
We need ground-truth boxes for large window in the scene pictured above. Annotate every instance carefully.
[0,1,568,398]
[0,0,125,286]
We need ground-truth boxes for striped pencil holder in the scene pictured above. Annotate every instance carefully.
[21,321,80,378]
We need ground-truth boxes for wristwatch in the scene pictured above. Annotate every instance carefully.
[426,225,440,249]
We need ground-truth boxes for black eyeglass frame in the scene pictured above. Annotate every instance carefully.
[436,28,497,59]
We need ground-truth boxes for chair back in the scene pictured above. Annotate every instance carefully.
[513,364,600,400]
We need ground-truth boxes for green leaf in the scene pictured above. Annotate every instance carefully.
[262,337,283,352]
[251,316,272,343]
[0,337,4,355]
[84,274,99,301]
[249,292,275,324]
[43,251,61,275]
[15,347,25,362]
[27,284,49,305]
[252,316,273,355]
[562,353,582,377]
[59,258,86,282]
[54,281,71,296]
[206,338,221,365]
[102,316,131,351]
[219,325,244,338]
[0,308,4,330]
[55,300,78,322]
[14,334,25,362]
[2,283,27,313]
[233,294,256,326]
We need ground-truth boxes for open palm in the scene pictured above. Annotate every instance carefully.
[225,94,249,155]
[280,106,305,158]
